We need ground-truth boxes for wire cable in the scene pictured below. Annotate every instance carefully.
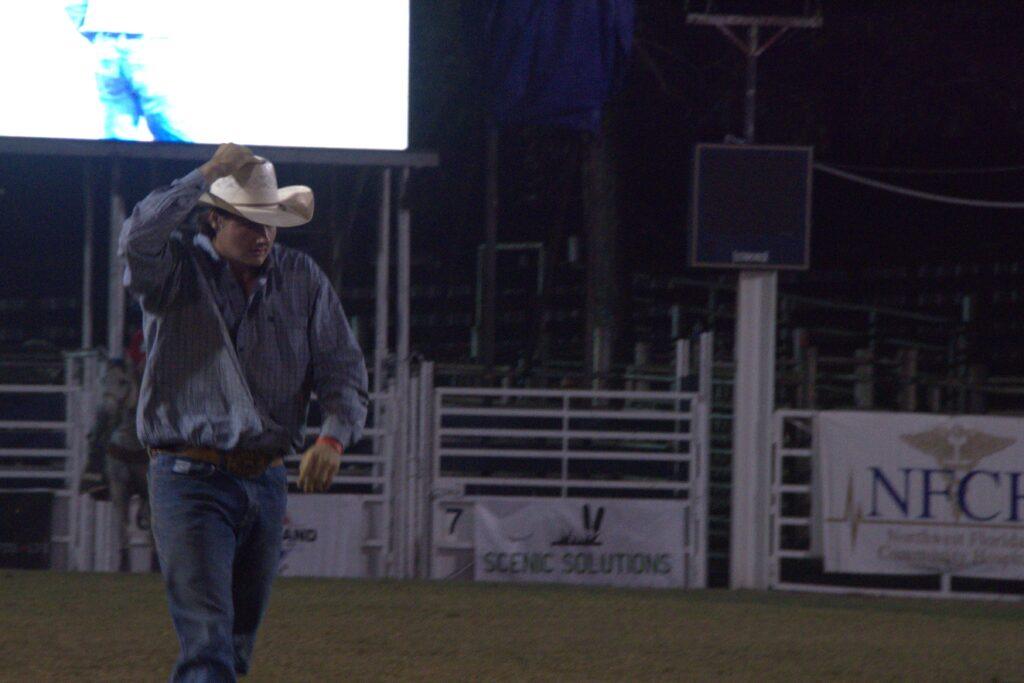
[813,163,1024,210]
[824,161,1024,175]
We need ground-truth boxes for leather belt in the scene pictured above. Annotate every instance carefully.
[150,446,283,479]
[107,444,149,465]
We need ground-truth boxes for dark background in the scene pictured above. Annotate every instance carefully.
[2,0,1023,369]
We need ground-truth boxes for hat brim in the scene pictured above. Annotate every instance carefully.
[198,185,314,228]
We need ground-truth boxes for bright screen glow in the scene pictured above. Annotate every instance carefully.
[0,1,409,150]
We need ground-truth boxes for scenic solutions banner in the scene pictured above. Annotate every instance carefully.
[278,495,366,578]
[474,499,686,588]
[820,411,1024,579]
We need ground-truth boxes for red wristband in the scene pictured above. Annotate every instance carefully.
[316,435,344,454]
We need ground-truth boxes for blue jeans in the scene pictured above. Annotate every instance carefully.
[149,454,287,681]
[91,33,189,142]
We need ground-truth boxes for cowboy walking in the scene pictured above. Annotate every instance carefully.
[120,142,368,680]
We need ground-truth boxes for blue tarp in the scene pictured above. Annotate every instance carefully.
[485,0,635,132]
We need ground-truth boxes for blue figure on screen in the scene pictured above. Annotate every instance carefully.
[66,1,189,142]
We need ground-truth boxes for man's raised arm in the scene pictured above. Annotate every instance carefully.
[119,143,257,303]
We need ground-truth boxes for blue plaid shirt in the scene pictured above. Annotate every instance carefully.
[120,169,368,454]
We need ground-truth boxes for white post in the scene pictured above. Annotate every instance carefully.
[373,170,393,574]
[64,353,82,570]
[674,338,691,388]
[402,371,418,578]
[395,167,412,578]
[416,361,434,579]
[397,168,411,374]
[380,377,396,577]
[693,331,713,588]
[107,158,126,359]
[698,332,713,407]
[373,169,392,457]
[374,169,392,395]
[730,271,777,589]
[81,161,94,350]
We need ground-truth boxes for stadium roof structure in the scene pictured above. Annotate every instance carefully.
[0,136,438,167]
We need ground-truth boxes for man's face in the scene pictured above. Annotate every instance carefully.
[210,211,277,268]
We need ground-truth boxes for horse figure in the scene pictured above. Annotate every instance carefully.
[80,335,154,571]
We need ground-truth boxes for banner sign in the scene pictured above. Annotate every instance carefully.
[473,498,686,588]
[278,495,367,578]
[0,492,53,569]
[820,411,1024,578]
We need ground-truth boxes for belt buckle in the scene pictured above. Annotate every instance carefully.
[227,454,265,479]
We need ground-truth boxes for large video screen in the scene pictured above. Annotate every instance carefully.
[1,1,409,151]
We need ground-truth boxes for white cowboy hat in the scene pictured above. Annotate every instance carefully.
[198,157,314,228]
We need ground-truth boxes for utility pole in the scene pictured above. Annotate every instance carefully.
[687,12,822,590]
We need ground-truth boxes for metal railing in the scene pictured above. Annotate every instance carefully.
[0,350,103,570]
[429,384,709,587]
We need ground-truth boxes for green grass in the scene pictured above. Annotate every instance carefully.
[0,571,1021,681]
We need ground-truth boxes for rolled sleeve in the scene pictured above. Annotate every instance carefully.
[120,168,209,303]
[309,271,369,449]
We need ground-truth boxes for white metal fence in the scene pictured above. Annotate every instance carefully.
[429,386,709,587]
[0,351,102,571]
[0,351,405,576]
[2,353,713,589]
[284,384,396,579]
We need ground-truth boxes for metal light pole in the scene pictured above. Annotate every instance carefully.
[688,12,822,590]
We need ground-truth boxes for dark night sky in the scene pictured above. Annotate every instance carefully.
[402,0,1024,292]
[3,0,1024,352]
[610,0,1024,272]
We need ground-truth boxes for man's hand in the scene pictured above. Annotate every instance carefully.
[199,143,258,184]
[297,439,342,493]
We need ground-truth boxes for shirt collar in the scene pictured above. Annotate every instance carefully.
[193,232,221,263]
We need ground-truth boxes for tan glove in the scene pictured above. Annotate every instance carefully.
[199,142,259,184]
[297,437,343,493]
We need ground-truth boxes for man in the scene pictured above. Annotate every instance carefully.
[120,142,368,680]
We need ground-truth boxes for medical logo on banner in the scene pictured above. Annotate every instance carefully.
[473,498,686,588]
[279,495,366,578]
[819,411,1024,579]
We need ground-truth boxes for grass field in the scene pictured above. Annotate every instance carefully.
[0,571,1021,682]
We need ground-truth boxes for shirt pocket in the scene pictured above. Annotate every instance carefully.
[267,314,311,400]
[274,314,309,364]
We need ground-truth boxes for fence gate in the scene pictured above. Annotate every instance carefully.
[276,381,399,579]
[429,386,709,588]
[0,351,102,571]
